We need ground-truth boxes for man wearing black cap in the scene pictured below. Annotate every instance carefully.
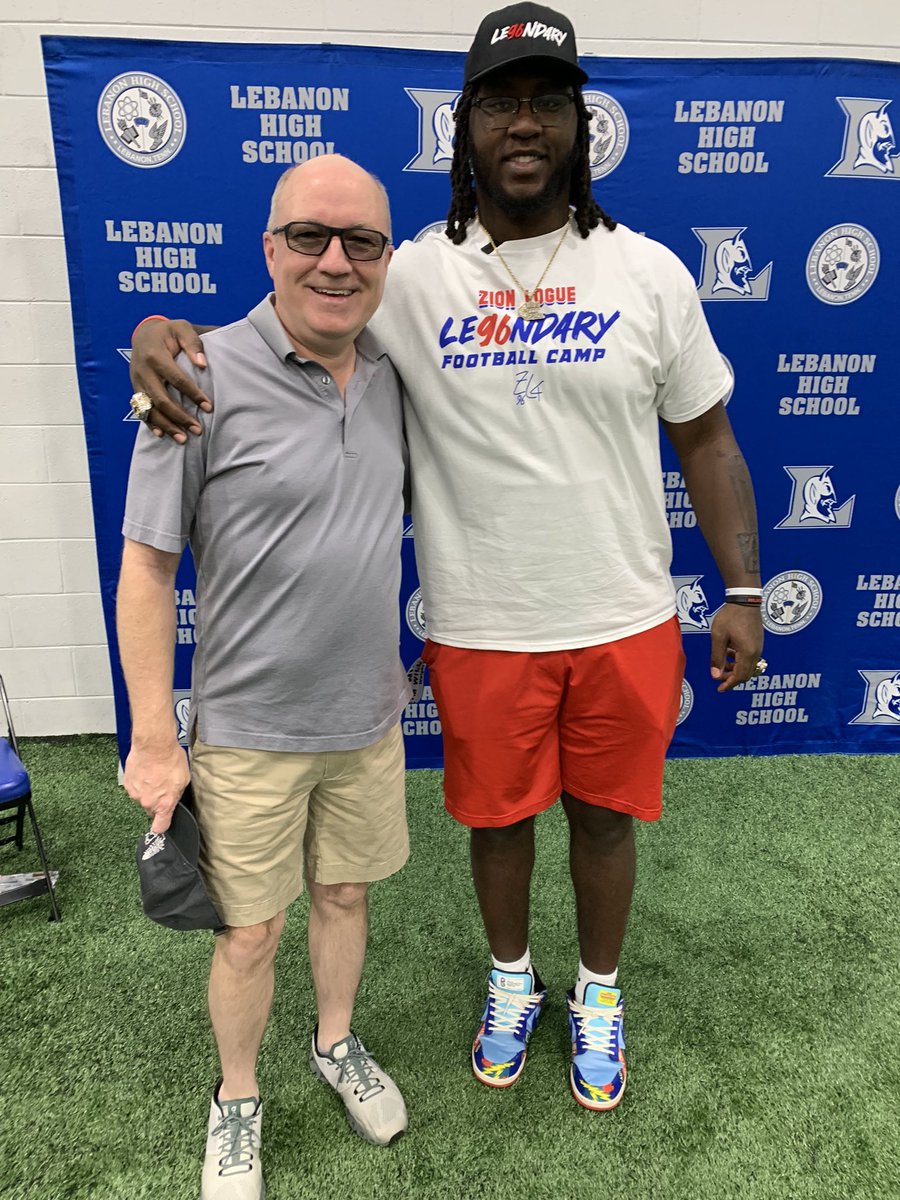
[128,3,763,1113]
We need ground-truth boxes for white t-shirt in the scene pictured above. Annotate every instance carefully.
[371,219,730,651]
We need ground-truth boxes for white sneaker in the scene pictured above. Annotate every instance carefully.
[309,1030,408,1146]
[200,1082,265,1199]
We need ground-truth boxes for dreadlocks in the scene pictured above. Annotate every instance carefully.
[445,85,479,243]
[571,91,617,237]
[444,83,617,244]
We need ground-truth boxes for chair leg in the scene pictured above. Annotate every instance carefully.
[16,799,26,850]
[25,795,62,922]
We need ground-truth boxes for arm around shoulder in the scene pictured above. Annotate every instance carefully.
[130,316,219,441]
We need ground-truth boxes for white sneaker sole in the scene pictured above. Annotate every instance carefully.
[308,1051,407,1147]
[199,1183,266,1199]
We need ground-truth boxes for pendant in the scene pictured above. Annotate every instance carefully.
[518,299,544,321]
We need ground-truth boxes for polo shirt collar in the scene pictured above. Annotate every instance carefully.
[247,292,389,367]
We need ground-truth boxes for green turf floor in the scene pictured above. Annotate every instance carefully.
[1,737,898,1199]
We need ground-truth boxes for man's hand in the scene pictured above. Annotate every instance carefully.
[130,318,211,443]
[709,605,765,693]
[123,738,190,833]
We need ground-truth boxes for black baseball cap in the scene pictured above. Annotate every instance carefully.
[464,3,588,87]
[136,791,225,933]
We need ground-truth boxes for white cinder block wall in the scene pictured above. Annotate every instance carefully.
[1,1,899,736]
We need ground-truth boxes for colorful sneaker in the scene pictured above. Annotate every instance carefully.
[309,1029,408,1146]
[567,983,627,1111]
[471,968,548,1087]
[200,1081,265,1199]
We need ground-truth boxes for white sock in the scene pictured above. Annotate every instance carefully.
[492,949,532,976]
[575,960,618,1003]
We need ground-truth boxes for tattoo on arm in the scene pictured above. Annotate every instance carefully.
[737,533,760,573]
[726,454,760,572]
[726,454,755,522]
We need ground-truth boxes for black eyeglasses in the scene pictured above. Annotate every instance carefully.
[270,221,391,261]
[472,93,575,129]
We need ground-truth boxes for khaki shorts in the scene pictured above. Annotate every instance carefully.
[189,723,408,928]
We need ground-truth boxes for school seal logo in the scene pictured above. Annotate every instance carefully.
[676,677,694,726]
[97,73,186,168]
[806,224,879,305]
[583,91,629,180]
[405,587,427,641]
[413,221,447,242]
[762,570,823,635]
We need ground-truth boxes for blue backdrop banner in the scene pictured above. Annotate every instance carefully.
[43,37,900,765]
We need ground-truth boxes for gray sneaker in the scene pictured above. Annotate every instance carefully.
[200,1082,265,1199]
[309,1030,408,1146]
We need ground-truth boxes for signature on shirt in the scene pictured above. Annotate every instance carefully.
[514,372,544,406]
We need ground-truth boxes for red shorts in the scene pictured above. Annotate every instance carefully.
[421,616,685,828]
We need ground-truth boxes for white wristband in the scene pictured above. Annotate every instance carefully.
[725,587,763,597]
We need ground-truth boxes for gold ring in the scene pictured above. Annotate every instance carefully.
[130,391,153,422]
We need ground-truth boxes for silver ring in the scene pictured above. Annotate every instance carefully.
[753,658,768,677]
[130,391,153,422]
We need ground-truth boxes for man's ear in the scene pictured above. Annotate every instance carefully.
[263,231,276,281]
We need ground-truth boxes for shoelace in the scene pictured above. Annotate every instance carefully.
[572,998,622,1059]
[338,1046,385,1101]
[486,981,539,1036]
[212,1109,260,1177]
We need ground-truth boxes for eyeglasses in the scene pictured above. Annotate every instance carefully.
[269,221,391,261]
[472,93,575,129]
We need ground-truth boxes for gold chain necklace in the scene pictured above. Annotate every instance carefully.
[479,220,569,320]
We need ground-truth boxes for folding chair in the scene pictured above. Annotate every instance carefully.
[0,674,62,921]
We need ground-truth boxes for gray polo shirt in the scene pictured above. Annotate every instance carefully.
[123,294,410,752]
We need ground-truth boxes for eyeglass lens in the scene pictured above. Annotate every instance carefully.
[475,94,573,127]
[281,223,387,260]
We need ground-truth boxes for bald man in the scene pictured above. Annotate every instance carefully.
[118,157,410,1199]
